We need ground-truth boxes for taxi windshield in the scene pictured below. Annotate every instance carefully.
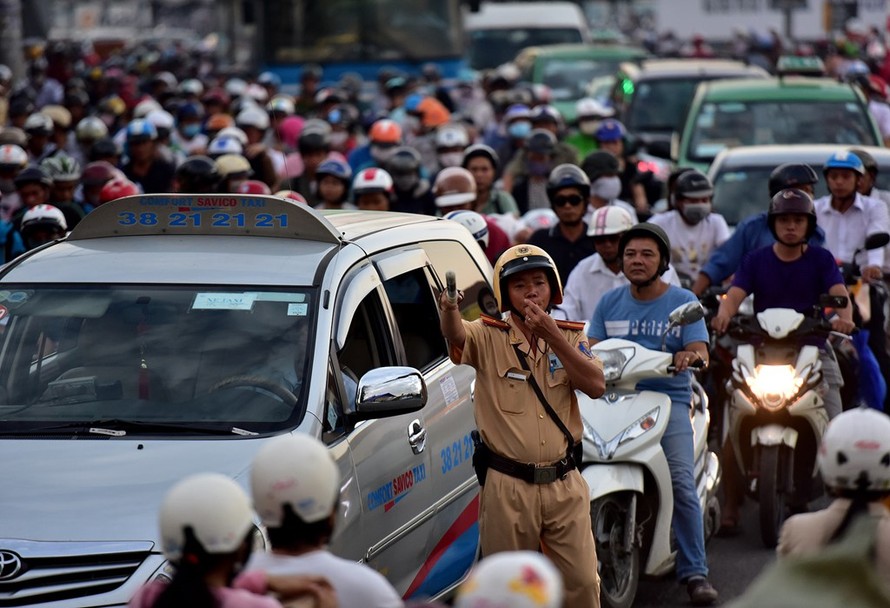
[0,285,316,436]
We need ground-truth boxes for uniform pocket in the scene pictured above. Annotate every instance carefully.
[547,368,569,388]
[495,366,529,414]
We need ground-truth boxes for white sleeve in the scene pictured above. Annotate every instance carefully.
[662,264,682,286]
[554,266,583,321]
[868,197,890,268]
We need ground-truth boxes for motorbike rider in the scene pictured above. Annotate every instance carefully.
[556,206,681,322]
[712,188,854,533]
[691,162,825,296]
[580,150,638,224]
[439,244,605,608]
[384,146,437,215]
[314,158,355,211]
[588,222,719,606]
[434,167,510,263]
[777,407,890,587]
[649,170,729,283]
[461,144,519,217]
[850,147,890,206]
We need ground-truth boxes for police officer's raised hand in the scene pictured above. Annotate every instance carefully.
[438,288,463,312]
[522,298,560,342]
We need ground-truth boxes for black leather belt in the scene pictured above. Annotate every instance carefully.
[486,449,576,484]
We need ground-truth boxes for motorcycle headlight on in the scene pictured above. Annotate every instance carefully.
[739,364,804,410]
[598,347,636,381]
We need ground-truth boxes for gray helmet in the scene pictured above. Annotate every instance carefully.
[618,222,671,276]
[768,188,816,243]
[674,169,713,199]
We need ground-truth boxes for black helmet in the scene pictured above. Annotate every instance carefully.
[767,163,819,197]
[461,143,499,170]
[89,137,120,161]
[525,129,557,155]
[618,222,671,276]
[385,146,422,175]
[849,148,879,176]
[767,188,817,242]
[674,169,713,199]
[14,165,52,188]
[298,129,331,154]
[581,150,620,182]
[175,156,220,193]
[546,163,590,200]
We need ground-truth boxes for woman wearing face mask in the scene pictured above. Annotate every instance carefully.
[434,123,470,173]
[648,169,730,282]
[581,150,639,225]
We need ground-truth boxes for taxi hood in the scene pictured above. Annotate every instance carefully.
[0,438,268,543]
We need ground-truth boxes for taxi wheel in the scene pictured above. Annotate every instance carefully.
[209,375,298,408]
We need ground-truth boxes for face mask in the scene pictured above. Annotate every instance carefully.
[181,123,201,138]
[527,160,551,177]
[393,174,418,192]
[507,121,531,140]
[438,152,463,168]
[371,144,396,163]
[592,176,622,201]
[579,120,599,136]
[681,202,711,225]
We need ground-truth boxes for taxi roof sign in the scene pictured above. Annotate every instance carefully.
[67,194,342,244]
[776,55,825,77]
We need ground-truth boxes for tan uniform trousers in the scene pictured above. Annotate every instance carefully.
[480,467,600,608]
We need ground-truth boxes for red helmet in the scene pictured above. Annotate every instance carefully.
[99,178,140,204]
[274,189,308,204]
[236,180,272,195]
[81,161,119,187]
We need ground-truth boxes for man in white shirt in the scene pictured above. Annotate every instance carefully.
[648,170,730,282]
[555,206,680,322]
[814,150,889,279]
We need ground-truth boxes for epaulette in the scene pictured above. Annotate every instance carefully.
[481,314,511,330]
[555,319,586,332]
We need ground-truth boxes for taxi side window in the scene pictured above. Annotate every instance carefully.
[382,268,447,371]
[339,289,394,381]
[323,363,347,442]
[422,240,498,320]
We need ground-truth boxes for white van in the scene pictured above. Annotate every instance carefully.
[464,1,592,70]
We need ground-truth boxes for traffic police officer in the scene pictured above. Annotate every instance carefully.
[440,244,605,608]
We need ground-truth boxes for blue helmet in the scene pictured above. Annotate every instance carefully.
[316,159,352,183]
[595,119,626,143]
[126,119,157,142]
[823,150,865,176]
[404,93,424,114]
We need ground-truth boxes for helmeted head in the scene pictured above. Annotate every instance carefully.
[21,203,67,249]
[673,169,713,225]
[546,163,591,202]
[316,158,352,204]
[445,209,489,249]
[768,162,819,198]
[818,407,890,495]
[215,154,253,192]
[849,148,880,195]
[385,146,423,193]
[175,156,220,193]
[352,167,394,211]
[455,551,564,608]
[492,244,563,313]
[461,144,499,191]
[236,180,272,195]
[588,205,635,265]
[368,119,403,164]
[435,124,470,168]
[768,187,817,245]
[434,166,476,211]
[823,150,865,199]
[618,222,671,285]
[99,178,139,205]
[75,116,109,145]
[40,154,82,202]
[159,473,255,562]
[251,434,341,528]
[207,136,244,159]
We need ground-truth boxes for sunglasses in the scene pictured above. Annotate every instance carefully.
[552,194,585,207]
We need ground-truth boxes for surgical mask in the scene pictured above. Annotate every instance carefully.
[393,174,418,192]
[507,121,531,140]
[527,160,551,177]
[438,152,463,168]
[370,144,397,163]
[181,123,201,138]
[579,119,599,136]
[591,176,622,201]
[681,202,711,225]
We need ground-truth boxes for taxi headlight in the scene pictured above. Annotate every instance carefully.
[598,347,635,381]
[744,365,802,411]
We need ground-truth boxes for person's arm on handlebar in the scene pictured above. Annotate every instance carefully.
[828,283,856,334]
[711,286,748,334]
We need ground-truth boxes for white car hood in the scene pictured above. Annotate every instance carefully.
[0,438,267,543]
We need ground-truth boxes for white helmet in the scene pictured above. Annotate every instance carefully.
[159,473,254,561]
[245,83,269,103]
[818,407,890,492]
[455,551,564,608]
[267,95,295,115]
[179,78,204,97]
[588,205,634,237]
[352,167,394,197]
[24,113,53,135]
[215,154,252,178]
[445,209,489,248]
[518,208,558,232]
[40,154,82,182]
[575,97,615,120]
[436,124,470,150]
[207,136,244,157]
[75,116,109,142]
[250,435,340,527]
[22,204,67,232]
[217,126,249,146]
[225,77,248,98]
[133,98,163,119]
[0,144,28,169]
[145,109,175,132]
[236,106,270,130]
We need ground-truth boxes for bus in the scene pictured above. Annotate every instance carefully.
[256,0,466,83]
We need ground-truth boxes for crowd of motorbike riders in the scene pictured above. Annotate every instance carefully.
[3,36,890,607]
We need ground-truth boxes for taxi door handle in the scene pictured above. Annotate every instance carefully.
[408,419,426,455]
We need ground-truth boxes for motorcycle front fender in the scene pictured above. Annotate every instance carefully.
[583,463,644,500]
[751,424,798,449]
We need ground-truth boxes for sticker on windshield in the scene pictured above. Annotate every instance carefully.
[287,303,308,316]
[192,292,257,310]
[440,375,459,405]
[5,291,31,307]
[0,306,8,321]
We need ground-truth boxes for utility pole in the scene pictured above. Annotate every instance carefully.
[0,0,25,80]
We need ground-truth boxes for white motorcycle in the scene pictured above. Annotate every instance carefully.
[579,302,722,608]
[726,297,847,548]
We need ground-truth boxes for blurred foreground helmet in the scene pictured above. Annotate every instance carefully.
[175,156,220,193]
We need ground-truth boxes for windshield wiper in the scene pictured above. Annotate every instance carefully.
[0,419,253,437]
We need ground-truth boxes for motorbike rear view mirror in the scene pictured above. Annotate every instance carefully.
[818,294,848,309]
[865,232,890,250]
[668,301,706,327]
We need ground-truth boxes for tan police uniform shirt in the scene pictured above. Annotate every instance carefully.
[450,312,600,464]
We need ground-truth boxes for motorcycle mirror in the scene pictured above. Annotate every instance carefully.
[819,294,848,309]
[668,301,706,327]
[864,232,890,250]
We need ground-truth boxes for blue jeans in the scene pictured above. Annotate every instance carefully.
[661,399,708,582]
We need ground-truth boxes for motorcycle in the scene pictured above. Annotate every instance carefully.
[726,296,849,548]
[579,302,721,608]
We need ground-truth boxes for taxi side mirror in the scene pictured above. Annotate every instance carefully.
[352,366,427,419]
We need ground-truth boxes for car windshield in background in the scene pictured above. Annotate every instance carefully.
[0,286,316,435]
[689,101,879,164]
[626,78,704,132]
[468,28,583,70]
[712,165,890,225]
[542,58,623,101]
